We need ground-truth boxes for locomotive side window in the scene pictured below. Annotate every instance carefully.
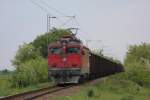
[66,47,80,54]
[49,47,62,54]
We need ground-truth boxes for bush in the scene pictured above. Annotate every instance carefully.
[87,89,94,97]
[11,28,71,87]
[12,43,41,67]
[126,62,150,87]
[11,57,48,87]
[32,28,71,57]
[124,43,150,87]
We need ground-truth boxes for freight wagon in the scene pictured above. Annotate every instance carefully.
[48,34,124,84]
[89,53,124,79]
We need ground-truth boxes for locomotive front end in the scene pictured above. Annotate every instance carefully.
[48,35,85,84]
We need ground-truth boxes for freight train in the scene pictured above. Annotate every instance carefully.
[48,34,124,84]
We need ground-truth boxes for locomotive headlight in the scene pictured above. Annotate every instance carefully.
[63,58,67,62]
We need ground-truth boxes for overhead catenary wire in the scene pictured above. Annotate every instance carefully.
[74,17,100,45]
[31,0,76,29]
[40,0,80,29]
[30,0,90,40]
[30,0,50,14]
[30,0,108,58]
[74,17,91,40]
[39,0,77,29]
[58,16,75,28]
[38,0,67,16]
[30,0,104,54]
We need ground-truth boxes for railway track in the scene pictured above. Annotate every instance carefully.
[0,79,103,100]
[0,85,73,100]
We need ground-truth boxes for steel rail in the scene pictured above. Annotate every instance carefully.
[0,79,102,100]
[0,85,72,100]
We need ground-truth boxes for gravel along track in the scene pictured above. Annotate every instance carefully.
[33,78,104,100]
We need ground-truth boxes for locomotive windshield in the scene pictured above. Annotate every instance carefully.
[66,47,80,54]
[49,47,62,54]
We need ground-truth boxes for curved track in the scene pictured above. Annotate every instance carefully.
[0,79,102,100]
[0,85,73,100]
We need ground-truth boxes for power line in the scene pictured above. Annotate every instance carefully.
[39,0,78,29]
[30,0,89,38]
[30,0,94,49]
[30,0,86,30]
[59,16,75,27]
[39,0,67,16]
[30,0,50,14]
[74,17,81,27]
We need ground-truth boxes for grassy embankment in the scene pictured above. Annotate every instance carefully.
[57,73,150,100]
[0,73,53,97]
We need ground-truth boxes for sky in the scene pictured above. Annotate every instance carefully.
[0,0,150,70]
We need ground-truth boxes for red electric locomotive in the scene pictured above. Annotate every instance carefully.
[48,34,124,84]
[48,34,89,84]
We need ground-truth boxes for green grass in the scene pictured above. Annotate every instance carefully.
[1,82,54,96]
[57,74,150,100]
[0,74,12,96]
[1,73,150,100]
[0,74,53,97]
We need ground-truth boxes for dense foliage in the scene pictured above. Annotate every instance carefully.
[32,28,71,57]
[12,43,41,67]
[12,57,48,87]
[11,28,71,87]
[124,43,150,87]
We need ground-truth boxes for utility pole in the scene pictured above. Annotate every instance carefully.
[47,14,56,55]
[47,14,56,32]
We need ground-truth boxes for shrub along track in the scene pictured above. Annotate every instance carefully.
[0,79,103,100]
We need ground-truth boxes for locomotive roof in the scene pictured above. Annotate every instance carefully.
[60,34,81,42]
[48,42,61,47]
[48,34,83,47]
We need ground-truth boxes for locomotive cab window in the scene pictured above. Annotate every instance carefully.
[49,47,62,54]
[66,47,80,54]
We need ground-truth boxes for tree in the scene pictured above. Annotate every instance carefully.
[11,28,71,87]
[12,28,71,67]
[2,69,8,73]
[12,43,41,68]
[12,57,48,87]
[124,43,150,87]
[32,28,71,57]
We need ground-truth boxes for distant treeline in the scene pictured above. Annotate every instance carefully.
[0,69,11,74]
